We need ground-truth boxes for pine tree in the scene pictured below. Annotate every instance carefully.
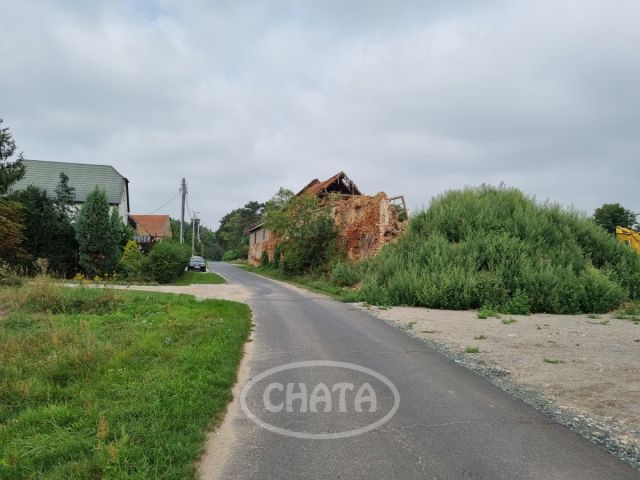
[0,119,25,195]
[54,172,76,218]
[75,188,119,277]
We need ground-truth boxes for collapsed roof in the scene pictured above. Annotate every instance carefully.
[296,171,362,197]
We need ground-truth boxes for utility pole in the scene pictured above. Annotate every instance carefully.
[180,178,187,244]
[192,212,199,256]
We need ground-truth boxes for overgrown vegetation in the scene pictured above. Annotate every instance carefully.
[0,279,251,479]
[357,186,640,314]
[263,193,338,275]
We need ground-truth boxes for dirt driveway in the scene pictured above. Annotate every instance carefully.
[357,304,640,466]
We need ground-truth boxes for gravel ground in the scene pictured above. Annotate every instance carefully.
[104,283,250,302]
[355,304,640,469]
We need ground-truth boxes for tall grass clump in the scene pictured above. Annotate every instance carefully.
[360,185,640,313]
[0,276,123,314]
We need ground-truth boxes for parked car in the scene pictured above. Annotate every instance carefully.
[188,256,207,272]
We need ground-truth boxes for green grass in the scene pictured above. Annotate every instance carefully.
[237,263,360,302]
[170,271,225,286]
[465,346,480,354]
[501,317,517,325]
[474,334,487,340]
[0,279,251,479]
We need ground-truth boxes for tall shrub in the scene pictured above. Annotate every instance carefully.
[148,241,190,283]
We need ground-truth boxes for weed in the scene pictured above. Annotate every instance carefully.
[465,346,480,353]
[478,304,500,319]
[407,320,417,329]
[474,334,487,340]
[587,313,601,319]
[544,357,564,364]
[502,317,517,325]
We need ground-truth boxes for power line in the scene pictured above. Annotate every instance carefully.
[185,195,193,220]
[149,189,180,214]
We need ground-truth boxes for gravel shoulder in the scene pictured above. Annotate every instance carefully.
[355,304,640,469]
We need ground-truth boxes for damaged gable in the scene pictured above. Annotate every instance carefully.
[249,172,407,265]
[296,171,362,197]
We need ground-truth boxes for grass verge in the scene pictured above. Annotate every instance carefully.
[0,279,250,479]
[171,271,225,286]
[236,264,359,302]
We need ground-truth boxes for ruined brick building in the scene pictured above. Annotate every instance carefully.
[248,172,407,266]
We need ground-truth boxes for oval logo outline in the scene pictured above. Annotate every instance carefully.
[239,360,400,440]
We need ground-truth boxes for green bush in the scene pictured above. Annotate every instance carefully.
[222,250,239,262]
[148,241,191,284]
[329,261,361,287]
[260,250,270,267]
[360,185,640,313]
[120,240,147,279]
[273,244,283,269]
[0,261,22,287]
[503,289,531,315]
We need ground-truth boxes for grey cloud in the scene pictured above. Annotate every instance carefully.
[1,0,639,227]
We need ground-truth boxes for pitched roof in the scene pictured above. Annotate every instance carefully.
[130,214,172,238]
[11,159,128,204]
[297,171,362,197]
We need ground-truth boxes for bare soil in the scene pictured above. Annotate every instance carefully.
[357,305,640,453]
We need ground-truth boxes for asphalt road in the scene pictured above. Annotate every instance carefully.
[207,262,639,480]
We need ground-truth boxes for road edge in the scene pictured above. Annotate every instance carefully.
[197,320,255,479]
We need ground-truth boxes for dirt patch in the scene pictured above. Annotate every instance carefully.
[356,304,640,467]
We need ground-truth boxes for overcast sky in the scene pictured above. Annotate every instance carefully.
[2,0,639,228]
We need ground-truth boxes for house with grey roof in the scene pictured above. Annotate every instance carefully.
[11,159,130,221]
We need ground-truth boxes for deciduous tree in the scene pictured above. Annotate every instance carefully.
[593,203,637,234]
